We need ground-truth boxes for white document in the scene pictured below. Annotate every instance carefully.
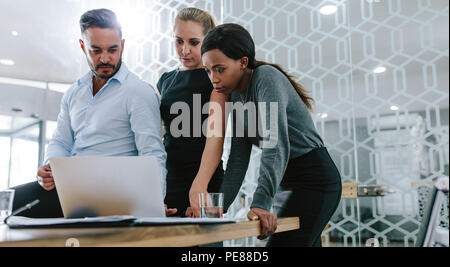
[5,216,236,228]
[5,216,136,227]
[134,217,236,225]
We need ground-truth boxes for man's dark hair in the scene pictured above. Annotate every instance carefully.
[80,8,122,38]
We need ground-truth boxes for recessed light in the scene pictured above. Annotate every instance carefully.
[390,105,399,111]
[373,66,387,74]
[0,59,15,66]
[321,113,329,119]
[320,5,337,15]
[11,31,18,36]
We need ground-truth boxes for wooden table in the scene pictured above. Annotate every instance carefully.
[0,217,299,247]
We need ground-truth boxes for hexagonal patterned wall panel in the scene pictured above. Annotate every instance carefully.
[83,0,449,247]
[222,0,448,247]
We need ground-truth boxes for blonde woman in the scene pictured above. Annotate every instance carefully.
[157,8,227,217]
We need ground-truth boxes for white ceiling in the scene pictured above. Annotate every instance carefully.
[0,0,448,122]
[0,0,86,83]
[0,0,448,83]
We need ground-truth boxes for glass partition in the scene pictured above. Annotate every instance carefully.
[8,122,40,188]
[0,116,40,189]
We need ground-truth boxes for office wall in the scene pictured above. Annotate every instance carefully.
[109,0,448,247]
[222,0,449,247]
[1,0,447,247]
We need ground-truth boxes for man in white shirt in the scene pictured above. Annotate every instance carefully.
[11,9,176,218]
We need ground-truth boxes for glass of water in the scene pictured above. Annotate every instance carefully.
[0,190,15,224]
[199,193,224,218]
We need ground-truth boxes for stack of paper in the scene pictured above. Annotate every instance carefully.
[5,216,136,228]
[134,217,236,226]
[5,216,236,229]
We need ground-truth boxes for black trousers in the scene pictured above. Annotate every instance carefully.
[267,147,342,247]
[11,181,64,218]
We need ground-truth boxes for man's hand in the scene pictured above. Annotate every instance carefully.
[37,164,55,191]
[247,208,278,240]
[164,204,177,217]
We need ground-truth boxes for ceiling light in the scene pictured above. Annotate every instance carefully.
[115,8,146,39]
[373,66,387,74]
[320,5,338,15]
[0,59,15,66]
[321,113,329,119]
[390,106,399,111]
[11,31,18,36]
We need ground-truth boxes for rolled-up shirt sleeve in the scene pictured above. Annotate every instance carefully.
[127,84,168,198]
[44,91,74,165]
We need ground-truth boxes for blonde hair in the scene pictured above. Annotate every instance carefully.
[175,7,216,35]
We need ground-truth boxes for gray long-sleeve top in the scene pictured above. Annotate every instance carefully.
[221,65,324,211]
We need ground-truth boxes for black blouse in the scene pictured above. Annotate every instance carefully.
[157,68,214,171]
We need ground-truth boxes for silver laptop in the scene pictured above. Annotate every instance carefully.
[50,157,166,218]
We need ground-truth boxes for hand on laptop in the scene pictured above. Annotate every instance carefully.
[165,204,177,217]
[37,164,55,191]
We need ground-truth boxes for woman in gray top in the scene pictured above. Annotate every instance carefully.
[201,24,342,247]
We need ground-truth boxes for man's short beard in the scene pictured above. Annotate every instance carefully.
[91,58,122,80]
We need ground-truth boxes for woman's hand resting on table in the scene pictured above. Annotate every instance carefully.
[247,208,278,240]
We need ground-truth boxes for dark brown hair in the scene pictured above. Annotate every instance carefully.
[201,23,314,111]
[80,8,122,38]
